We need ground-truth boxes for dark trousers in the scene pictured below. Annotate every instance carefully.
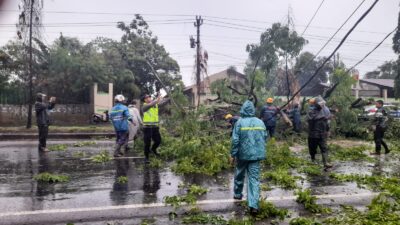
[266,125,275,138]
[308,137,328,160]
[116,131,129,145]
[38,125,49,150]
[143,127,162,159]
[374,127,389,153]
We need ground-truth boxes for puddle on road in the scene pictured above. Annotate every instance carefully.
[0,140,395,214]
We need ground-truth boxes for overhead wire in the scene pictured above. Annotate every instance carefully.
[301,0,326,36]
[347,26,398,72]
[280,0,380,110]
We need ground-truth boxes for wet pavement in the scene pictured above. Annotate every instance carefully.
[0,139,394,224]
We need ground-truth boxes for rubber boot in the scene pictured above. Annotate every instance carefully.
[382,141,390,154]
[322,153,333,170]
[144,150,150,164]
[114,144,123,157]
[151,147,160,157]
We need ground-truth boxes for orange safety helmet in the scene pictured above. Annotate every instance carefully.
[266,98,274,104]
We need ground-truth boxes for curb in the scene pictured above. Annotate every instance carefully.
[0,132,115,140]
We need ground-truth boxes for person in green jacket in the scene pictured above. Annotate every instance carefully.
[230,100,268,215]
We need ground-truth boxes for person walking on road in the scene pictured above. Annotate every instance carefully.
[260,98,279,138]
[307,97,333,171]
[231,100,267,215]
[142,94,169,164]
[371,100,390,155]
[110,95,132,157]
[127,100,142,151]
[35,93,56,152]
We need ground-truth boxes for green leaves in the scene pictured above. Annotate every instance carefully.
[33,172,70,183]
[295,189,331,214]
[90,150,112,163]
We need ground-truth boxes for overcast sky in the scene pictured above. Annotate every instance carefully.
[0,0,398,85]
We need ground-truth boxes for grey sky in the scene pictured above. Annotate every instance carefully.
[0,0,398,85]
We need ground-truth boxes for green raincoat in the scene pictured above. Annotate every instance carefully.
[231,100,268,209]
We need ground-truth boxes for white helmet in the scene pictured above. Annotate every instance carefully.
[114,94,125,102]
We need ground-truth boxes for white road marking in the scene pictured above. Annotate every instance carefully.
[80,156,145,160]
[0,192,378,217]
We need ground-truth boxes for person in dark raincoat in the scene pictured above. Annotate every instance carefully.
[307,97,333,170]
[371,100,390,155]
[231,100,267,215]
[35,93,56,152]
[290,103,302,133]
[260,98,279,138]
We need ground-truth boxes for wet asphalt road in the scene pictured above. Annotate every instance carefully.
[0,139,391,225]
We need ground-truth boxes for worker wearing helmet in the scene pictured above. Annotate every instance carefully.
[260,97,279,138]
[307,97,333,170]
[225,113,240,136]
[109,94,132,157]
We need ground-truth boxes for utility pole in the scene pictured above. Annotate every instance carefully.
[26,0,34,128]
[285,10,291,103]
[194,15,203,108]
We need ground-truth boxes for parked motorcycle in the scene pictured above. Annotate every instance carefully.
[90,110,109,124]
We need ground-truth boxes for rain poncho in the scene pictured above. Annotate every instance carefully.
[231,100,267,209]
[231,100,267,160]
[109,103,130,132]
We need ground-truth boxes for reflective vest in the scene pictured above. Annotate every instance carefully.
[143,103,159,126]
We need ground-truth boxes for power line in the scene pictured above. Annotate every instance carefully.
[347,27,398,72]
[204,22,263,33]
[1,9,390,35]
[281,0,380,110]
[205,19,267,31]
[301,0,325,36]
[313,0,367,58]
[0,10,194,17]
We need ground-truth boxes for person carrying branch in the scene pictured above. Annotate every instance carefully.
[35,93,56,152]
[370,100,390,155]
[231,100,267,215]
[141,93,169,164]
[260,97,279,138]
[307,97,333,171]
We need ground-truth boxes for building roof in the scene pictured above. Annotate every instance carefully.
[360,79,394,88]
[184,69,247,91]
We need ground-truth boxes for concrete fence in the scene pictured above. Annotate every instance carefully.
[0,104,92,126]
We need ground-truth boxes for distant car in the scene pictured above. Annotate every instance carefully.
[358,104,398,121]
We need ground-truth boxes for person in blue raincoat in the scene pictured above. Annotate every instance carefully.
[109,95,132,157]
[230,100,268,215]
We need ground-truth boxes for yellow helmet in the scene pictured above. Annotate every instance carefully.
[266,98,274,104]
[224,114,233,120]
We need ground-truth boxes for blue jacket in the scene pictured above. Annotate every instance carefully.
[231,100,267,161]
[109,103,130,132]
[260,104,279,127]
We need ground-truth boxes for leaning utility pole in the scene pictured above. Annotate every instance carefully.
[194,16,203,108]
[26,0,34,128]
[17,0,43,128]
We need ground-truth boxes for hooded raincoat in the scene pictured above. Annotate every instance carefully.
[231,100,267,209]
